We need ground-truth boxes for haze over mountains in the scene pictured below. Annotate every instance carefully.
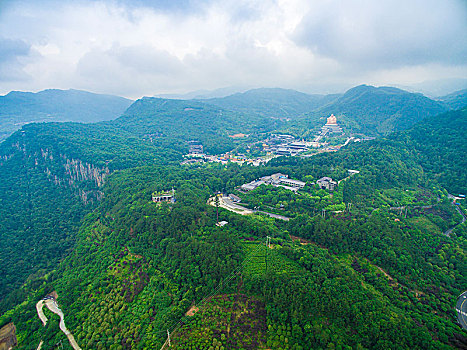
[1,85,466,144]
[0,89,133,142]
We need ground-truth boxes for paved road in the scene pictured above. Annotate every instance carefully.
[212,196,253,215]
[444,194,466,236]
[36,298,82,350]
[456,291,467,330]
[209,196,290,221]
[256,210,290,221]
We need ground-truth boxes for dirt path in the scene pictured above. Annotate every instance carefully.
[376,266,424,298]
[290,235,328,250]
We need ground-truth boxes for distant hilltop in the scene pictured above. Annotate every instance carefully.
[0,89,132,142]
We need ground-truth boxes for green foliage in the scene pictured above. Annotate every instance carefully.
[310,85,448,135]
[0,95,466,349]
[397,108,467,194]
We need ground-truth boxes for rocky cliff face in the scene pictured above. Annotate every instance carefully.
[0,132,109,205]
[38,148,109,204]
[0,323,17,350]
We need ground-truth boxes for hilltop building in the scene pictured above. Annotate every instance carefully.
[279,178,306,189]
[152,189,175,203]
[240,173,306,192]
[317,177,337,191]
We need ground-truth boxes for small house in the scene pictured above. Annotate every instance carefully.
[317,177,337,191]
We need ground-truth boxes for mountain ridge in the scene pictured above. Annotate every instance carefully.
[308,84,449,135]
[0,89,133,142]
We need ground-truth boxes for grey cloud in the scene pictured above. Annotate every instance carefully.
[76,44,187,96]
[292,0,467,69]
[0,38,30,63]
[78,45,184,76]
[0,38,32,81]
[112,0,212,14]
[113,45,184,74]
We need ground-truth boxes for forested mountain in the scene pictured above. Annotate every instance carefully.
[0,89,132,142]
[202,85,457,137]
[0,91,466,349]
[0,96,274,307]
[437,89,467,110]
[114,97,278,155]
[398,108,467,195]
[203,88,340,119]
[308,85,448,135]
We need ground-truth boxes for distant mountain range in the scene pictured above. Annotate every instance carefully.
[202,88,340,119]
[1,85,466,144]
[436,89,467,110]
[0,89,132,142]
[201,85,466,136]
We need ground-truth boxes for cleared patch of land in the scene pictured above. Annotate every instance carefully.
[171,294,267,350]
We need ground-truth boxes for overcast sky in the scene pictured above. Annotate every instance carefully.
[0,0,466,98]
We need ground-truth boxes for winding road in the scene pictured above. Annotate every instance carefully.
[456,291,467,330]
[36,297,81,350]
[444,194,466,236]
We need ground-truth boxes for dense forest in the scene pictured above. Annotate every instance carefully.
[0,91,466,349]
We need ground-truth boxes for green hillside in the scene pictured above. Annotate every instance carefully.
[437,89,467,110]
[0,93,466,349]
[399,108,467,195]
[114,97,277,155]
[204,88,340,119]
[309,85,448,135]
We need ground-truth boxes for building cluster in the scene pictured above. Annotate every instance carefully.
[240,173,306,192]
[182,151,270,166]
[182,115,350,165]
[187,140,204,155]
[263,134,310,156]
[263,115,345,157]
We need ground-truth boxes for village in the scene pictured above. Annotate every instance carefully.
[181,114,371,166]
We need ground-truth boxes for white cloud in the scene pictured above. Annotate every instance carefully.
[0,0,465,98]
